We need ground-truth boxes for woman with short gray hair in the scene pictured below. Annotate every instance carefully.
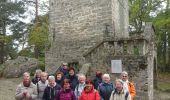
[43,75,61,100]
[74,74,86,100]
[98,74,114,100]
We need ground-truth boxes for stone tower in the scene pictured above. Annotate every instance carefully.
[46,0,156,99]
[46,0,129,73]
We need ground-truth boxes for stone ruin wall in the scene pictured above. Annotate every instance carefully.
[86,49,149,99]
[84,40,149,99]
[46,0,129,74]
[84,23,156,100]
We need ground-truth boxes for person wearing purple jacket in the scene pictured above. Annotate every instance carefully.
[55,79,76,100]
[58,63,69,76]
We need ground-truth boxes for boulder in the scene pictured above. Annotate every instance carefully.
[1,56,39,78]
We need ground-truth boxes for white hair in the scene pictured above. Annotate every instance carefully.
[102,74,110,79]
[121,71,128,76]
[48,75,55,80]
[78,74,86,80]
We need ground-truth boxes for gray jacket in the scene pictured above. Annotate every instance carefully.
[15,82,37,100]
[37,80,48,100]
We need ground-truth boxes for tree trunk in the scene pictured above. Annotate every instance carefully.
[0,43,4,64]
[0,21,6,64]
[35,0,39,22]
[34,45,39,59]
[163,32,166,72]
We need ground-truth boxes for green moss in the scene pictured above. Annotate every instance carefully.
[157,73,170,92]
[158,82,170,92]
[134,46,139,55]
[38,57,45,71]
[0,65,5,77]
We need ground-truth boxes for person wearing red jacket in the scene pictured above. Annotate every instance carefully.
[79,80,100,100]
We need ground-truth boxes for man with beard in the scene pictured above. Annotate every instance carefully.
[15,72,37,100]
[37,72,48,100]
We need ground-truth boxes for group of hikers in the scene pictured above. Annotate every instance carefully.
[15,62,136,100]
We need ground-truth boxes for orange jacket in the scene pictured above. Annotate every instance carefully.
[128,82,136,100]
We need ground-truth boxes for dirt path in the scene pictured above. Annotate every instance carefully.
[154,90,170,100]
[0,78,21,100]
[0,78,170,100]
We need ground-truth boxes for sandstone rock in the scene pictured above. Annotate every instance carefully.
[2,56,39,78]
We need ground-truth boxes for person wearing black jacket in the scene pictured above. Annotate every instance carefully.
[65,67,78,91]
[55,71,65,87]
[93,70,102,89]
[32,69,42,84]
[43,76,61,100]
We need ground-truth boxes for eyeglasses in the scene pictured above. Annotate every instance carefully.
[123,76,127,77]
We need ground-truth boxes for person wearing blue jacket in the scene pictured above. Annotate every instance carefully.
[98,74,114,100]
